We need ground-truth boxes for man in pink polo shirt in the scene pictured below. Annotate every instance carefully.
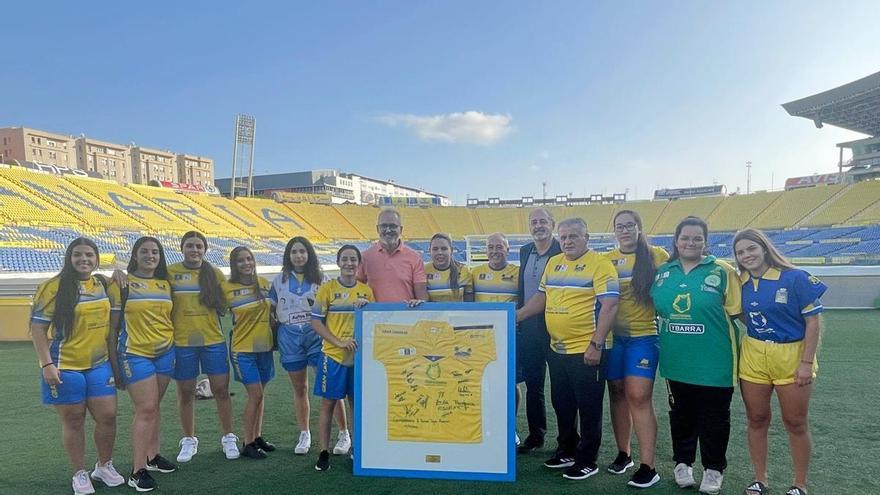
[357,208,429,302]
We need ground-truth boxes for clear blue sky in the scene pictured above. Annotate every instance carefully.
[3,1,878,204]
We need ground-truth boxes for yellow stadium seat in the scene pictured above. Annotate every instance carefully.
[424,207,477,238]
[396,207,438,239]
[617,200,669,233]
[473,208,527,235]
[332,204,381,240]
[804,181,880,227]
[188,194,286,239]
[0,173,80,226]
[708,191,783,232]
[651,196,724,234]
[283,203,364,240]
[751,184,844,230]
[128,184,248,237]
[235,196,327,241]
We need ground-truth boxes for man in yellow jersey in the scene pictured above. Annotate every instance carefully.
[472,233,519,304]
[517,217,619,482]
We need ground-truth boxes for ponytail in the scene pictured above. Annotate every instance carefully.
[181,231,225,312]
[614,210,656,307]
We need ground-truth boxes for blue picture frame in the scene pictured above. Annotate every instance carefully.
[353,302,516,482]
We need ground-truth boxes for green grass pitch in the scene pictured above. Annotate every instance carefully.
[1,310,878,494]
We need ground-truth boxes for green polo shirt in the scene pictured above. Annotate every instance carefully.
[650,255,742,387]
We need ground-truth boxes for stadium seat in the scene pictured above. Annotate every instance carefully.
[708,191,783,232]
[651,196,724,234]
[751,184,843,230]
[283,203,364,240]
[804,181,880,227]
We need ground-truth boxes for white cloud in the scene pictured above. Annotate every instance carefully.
[377,111,512,145]
[528,163,541,172]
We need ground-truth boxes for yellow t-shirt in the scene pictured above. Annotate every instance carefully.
[109,275,174,358]
[311,279,375,365]
[603,246,669,337]
[540,250,620,354]
[31,276,111,370]
[425,263,474,302]
[223,277,273,353]
[471,263,519,303]
[168,262,225,347]
[373,320,496,443]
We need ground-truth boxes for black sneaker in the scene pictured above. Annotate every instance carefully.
[627,464,661,488]
[146,454,177,473]
[544,455,576,469]
[241,442,267,459]
[607,451,634,474]
[315,450,330,471]
[255,436,276,452]
[562,462,599,480]
[516,435,544,454]
[128,468,156,492]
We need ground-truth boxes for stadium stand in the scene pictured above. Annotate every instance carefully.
[473,207,527,235]
[811,180,880,226]
[751,184,844,230]
[562,204,620,233]
[69,177,197,232]
[708,190,783,232]
[331,204,379,239]
[234,196,326,241]
[283,203,364,240]
[0,174,81,227]
[398,207,441,239]
[128,184,249,237]
[651,196,724,234]
[621,200,668,234]
[188,193,286,239]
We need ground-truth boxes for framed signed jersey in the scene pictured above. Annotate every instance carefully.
[355,302,515,482]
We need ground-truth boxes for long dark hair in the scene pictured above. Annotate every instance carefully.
[431,233,462,296]
[669,216,709,261]
[614,210,657,306]
[229,246,264,301]
[181,231,224,311]
[127,236,169,279]
[52,238,100,340]
[282,236,323,284]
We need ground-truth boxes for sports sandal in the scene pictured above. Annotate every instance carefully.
[744,480,768,495]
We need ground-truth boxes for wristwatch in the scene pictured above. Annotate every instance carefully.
[589,341,604,351]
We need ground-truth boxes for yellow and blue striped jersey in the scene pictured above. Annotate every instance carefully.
[223,277,273,353]
[109,275,174,358]
[603,246,669,337]
[425,263,474,302]
[311,278,374,365]
[471,263,519,303]
[540,250,620,354]
[373,320,496,443]
[31,276,111,370]
[168,262,225,347]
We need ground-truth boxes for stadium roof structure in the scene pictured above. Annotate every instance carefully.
[782,71,880,137]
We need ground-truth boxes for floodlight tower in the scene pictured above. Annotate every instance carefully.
[746,161,752,195]
[230,114,256,198]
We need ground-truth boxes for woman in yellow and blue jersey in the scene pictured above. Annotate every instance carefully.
[425,233,474,302]
[310,245,374,471]
[109,236,176,492]
[223,246,276,460]
[733,229,826,495]
[603,210,668,488]
[168,231,238,462]
[30,238,125,495]
[269,236,349,455]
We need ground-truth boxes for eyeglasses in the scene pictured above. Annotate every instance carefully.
[378,223,400,230]
[614,222,638,232]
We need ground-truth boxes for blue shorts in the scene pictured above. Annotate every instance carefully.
[606,335,659,381]
[41,361,116,405]
[173,342,230,381]
[231,351,275,385]
[119,347,176,386]
[314,354,354,400]
[278,324,322,372]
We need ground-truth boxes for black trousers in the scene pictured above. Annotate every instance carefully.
[547,350,606,465]
[667,380,734,472]
[516,317,549,440]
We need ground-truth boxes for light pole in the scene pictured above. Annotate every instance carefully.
[746,161,752,194]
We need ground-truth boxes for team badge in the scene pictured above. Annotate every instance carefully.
[704,274,721,288]
[774,288,788,304]
[672,293,691,314]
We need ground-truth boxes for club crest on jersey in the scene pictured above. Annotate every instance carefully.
[574,264,586,272]
[775,288,788,304]
[704,274,721,288]
[672,293,691,314]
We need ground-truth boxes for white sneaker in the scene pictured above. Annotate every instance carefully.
[515,432,521,446]
[176,436,199,463]
[699,469,723,494]
[295,431,311,455]
[90,460,124,487]
[333,430,351,455]
[674,463,696,488]
[72,469,95,495]
[222,433,241,459]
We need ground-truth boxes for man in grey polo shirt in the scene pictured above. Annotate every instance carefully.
[515,207,562,453]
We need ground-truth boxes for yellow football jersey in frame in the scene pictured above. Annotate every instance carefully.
[373,320,496,443]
